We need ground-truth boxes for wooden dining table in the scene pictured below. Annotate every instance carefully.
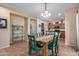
[36,35,53,56]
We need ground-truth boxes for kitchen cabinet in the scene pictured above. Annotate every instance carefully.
[60,31,65,39]
[48,22,65,30]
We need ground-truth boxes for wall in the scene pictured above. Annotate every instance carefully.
[0,6,34,49]
[0,6,48,49]
[65,7,78,47]
[37,19,48,33]
[0,7,10,49]
[24,18,28,41]
[27,17,30,35]
[11,15,25,26]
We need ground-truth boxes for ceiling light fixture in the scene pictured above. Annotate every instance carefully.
[41,3,51,18]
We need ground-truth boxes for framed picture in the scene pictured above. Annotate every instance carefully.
[0,18,7,28]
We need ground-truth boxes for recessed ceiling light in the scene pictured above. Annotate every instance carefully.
[58,13,62,16]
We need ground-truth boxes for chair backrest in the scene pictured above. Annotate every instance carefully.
[30,32,38,38]
[54,30,60,35]
[28,35,36,47]
[38,32,43,37]
[52,32,59,46]
[48,32,54,35]
[31,32,43,38]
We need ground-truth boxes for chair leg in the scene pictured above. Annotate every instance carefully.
[52,49,54,56]
[55,47,58,56]
[57,46,59,53]
[56,46,59,55]
[35,51,41,56]
[55,47,56,56]
[51,47,56,56]
[29,46,32,56]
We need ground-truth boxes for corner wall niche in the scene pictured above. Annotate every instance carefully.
[10,13,25,44]
[12,25,24,42]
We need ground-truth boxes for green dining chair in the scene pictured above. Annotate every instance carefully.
[28,35,43,56]
[31,32,38,38]
[48,32,55,35]
[48,32,59,56]
[30,32,43,47]
[38,32,43,37]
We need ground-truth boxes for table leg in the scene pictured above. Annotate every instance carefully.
[43,43,48,56]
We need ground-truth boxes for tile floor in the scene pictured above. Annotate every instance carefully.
[59,39,78,56]
[0,39,78,56]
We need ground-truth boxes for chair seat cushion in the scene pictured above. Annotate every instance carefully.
[32,45,43,51]
[48,45,55,50]
[48,42,55,50]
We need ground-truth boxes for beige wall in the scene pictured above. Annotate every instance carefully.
[0,7,10,49]
[0,6,34,49]
[65,7,78,47]
[11,15,25,26]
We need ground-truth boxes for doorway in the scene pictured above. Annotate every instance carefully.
[41,23,44,35]
[30,19,37,34]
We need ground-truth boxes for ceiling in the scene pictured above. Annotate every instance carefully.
[0,3,79,22]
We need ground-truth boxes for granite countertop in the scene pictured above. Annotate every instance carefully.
[47,29,65,32]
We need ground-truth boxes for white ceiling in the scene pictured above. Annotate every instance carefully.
[0,3,79,22]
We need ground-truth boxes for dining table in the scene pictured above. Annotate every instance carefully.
[36,35,53,56]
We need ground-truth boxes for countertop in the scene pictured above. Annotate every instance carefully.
[46,29,65,32]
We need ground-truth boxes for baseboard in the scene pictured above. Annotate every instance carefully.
[0,45,10,49]
[10,40,26,45]
[65,44,76,47]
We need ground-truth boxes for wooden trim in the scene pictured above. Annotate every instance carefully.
[10,13,28,19]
